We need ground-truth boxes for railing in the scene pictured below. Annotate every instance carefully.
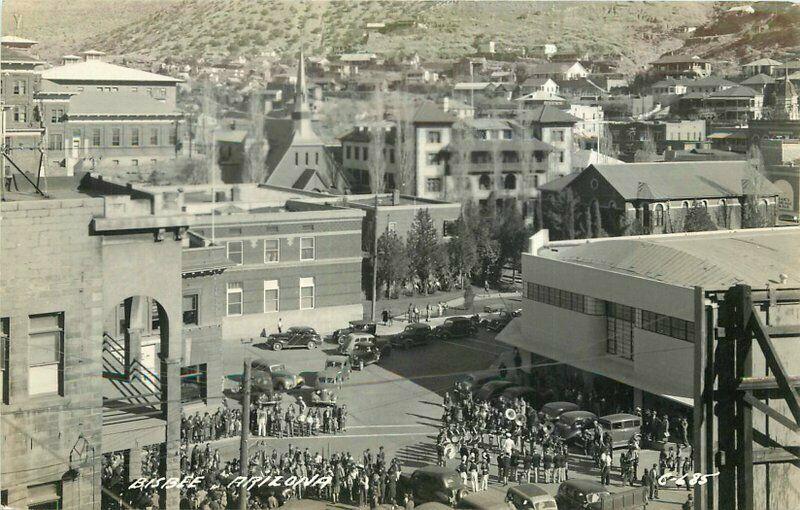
[102,333,163,421]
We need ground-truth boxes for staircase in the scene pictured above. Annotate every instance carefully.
[102,333,163,426]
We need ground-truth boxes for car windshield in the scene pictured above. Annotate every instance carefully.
[326,361,341,368]
[270,364,286,372]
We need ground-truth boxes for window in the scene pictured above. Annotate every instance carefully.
[182,294,198,325]
[641,309,694,342]
[1,318,9,404]
[92,129,101,147]
[300,237,315,260]
[534,151,545,163]
[295,152,299,165]
[525,282,605,316]
[502,129,513,140]
[111,128,121,147]
[654,204,665,226]
[27,482,62,510]
[305,152,309,165]
[131,128,140,147]
[263,280,280,312]
[169,129,177,145]
[131,159,139,167]
[47,134,63,151]
[150,159,157,166]
[389,149,395,164]
[388,221,397,232]
[426,178,442,192]
[13,107,26,122]
[50,109,64,123]
[226,282,243,316]
[426,153,438,165]
[132,87,138,93]
[607,316,634,361]
[227,240,243,265]
[504,173,517,190]
[558,151,565,163]
[28,312,64,396]
[478,174,492,190]
[181,364,207,403]
[363,147,368,160]
[264,239,279,263]
[354,147,360,160]
[150,128,159,145]
[553,130,565,142]
[477,130,488,140]
[150,300,161,333]
[13,80,26,95]
[346,146,352,159]
[427,130,441,143]
[315,152,319,165]
[300,277,315,310]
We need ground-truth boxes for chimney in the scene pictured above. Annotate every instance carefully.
[392,189,400,206]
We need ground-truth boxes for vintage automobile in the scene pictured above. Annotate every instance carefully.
[386,322,432,349]
[310,388,338,406]
[332,320,377,344]
[457,483,557,509]
[250,372,279,405]
[474,380,517,402]
[324,355,352,381]
[540,401,580,421]
[349,344,381,370]
[499,386,545,409]
[554,410,598,444]
[261,326,322,351]
[483,310,515,332]
[338,332,375,355]
[598,413,643,448]
[308,368,341,390]
[251,359,303,391]
[398,465,468,506]
[433,316,477,340]
[556,479,647,510]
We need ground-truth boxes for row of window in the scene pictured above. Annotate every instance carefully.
[294,151,320,167]
[226,237,313,266]
[46,127,176,150]
[525,282,696,342]
[344,145,398,164]
[220,277,316,317]
[0,312,64,403]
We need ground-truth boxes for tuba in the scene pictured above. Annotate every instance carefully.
[444,443,457,460]
[515,415,526,427]
[505,408,517,421]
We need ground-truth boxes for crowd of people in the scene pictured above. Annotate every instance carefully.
[181,399,349,445]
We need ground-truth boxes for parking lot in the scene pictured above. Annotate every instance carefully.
[214,314,694,509]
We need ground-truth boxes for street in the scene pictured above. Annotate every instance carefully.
[203,305,695,509]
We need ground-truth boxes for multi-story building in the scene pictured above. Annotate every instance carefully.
[438,118,555,216]
[517,105,578,177]
[761,138,800,216]
[539,161,780,237]
[705,86,764,126]
[501,227,800,509]
[412,103,456,200]
[1,43,46,179]
[339,122,398,192]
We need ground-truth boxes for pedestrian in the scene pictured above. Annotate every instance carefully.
[413,305,420,323]
[387,309,393,325]
[407,304,414,323]
[425,303,431,322]
[649,463,659,499]
[382,309,388,325]
[484,280,489,294]
[277,317,283,333]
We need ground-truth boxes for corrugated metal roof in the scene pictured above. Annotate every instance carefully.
[549,228,800,289]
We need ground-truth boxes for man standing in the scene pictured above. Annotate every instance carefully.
[277,317,283,333]
[600,449,612,485]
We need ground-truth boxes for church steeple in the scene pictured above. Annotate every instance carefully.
[292,51,316,141]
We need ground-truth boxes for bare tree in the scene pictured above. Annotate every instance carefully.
[245,89,268,183]
[368,85,387,193]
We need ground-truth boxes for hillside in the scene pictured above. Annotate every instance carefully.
[2,1,797,74]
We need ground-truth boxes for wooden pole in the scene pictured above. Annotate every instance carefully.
[239,358,251,510]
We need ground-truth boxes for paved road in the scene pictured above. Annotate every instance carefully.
[213,325,694,509]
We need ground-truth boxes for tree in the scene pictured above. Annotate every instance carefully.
[495,204,531,277]
[683,201,717,232]
[464,203,500,285]
[376,230,408,298]
[406,209,439,293]
[741,145,775,228]
[591,200,606,238]
[447,216,478,289]
[542,189,579,240]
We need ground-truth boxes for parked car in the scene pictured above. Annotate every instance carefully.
[475,380,517,402]
[250,372,278,404]
[310,387,338,406]
[349,344,381,370]
[499,386,543,409]
[308,368,341,391]
[556,479,647,510]
[324,355,352,381]
[483,310,515,332]
[599,413,642,448]
[252,359,303,391]
[555,410,598,444]
[387,323,432,349]
[398,466,468,506]
[332,320,376,344]
[433,316,477,340]
[262,326,322,351]
[540,401,580,421]
[338,332,375,355]
[505,483,558,509]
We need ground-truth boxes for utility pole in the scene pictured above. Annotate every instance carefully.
[371,194,379,321]
[239,358,251,510]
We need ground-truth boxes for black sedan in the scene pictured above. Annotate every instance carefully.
[433,317,477,340]
[261,326,322,351]
[387,323,432,349]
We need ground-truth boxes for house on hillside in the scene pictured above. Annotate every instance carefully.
[519,77,560,96]
[742,58,783,77]
[528,61,589,81]
[650,55,711,79]
[539,161,779,237]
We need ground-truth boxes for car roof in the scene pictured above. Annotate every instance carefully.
[483,380,515,389]
[406,322,431,329]
[326,355,349,362]
[416,465,458,476]
[503,386,538,397]
[560,479,608,492]
[600,413,640,421]
[509,483,551,498]
[320,368,340,377]
[347,332,374,340]
[543,401,578,408]
[458,490,508,509]
[289,325,313,331]
[560,410,596,420]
